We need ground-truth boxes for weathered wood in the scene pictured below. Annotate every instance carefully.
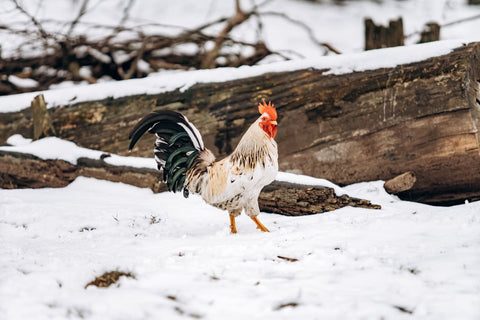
[0,150,380,215]
[384,171,416,194]
[0,150,165,192]
[1,42,480,205]
[260,181,381,216]
[418,22,441,44]
[365,18,404,50]
[31,94,56,140]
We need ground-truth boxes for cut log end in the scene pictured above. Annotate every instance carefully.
[384,171,417,194]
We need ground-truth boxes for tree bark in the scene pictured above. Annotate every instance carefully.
[259,181,380,216]
[0,150,380,216]
[1,42,480,205]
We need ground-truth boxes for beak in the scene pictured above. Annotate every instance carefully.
[270,120,278,126]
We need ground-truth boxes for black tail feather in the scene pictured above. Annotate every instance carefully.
[129,110,204,151]
[128,110,205,197]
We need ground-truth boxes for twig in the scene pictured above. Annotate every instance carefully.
[441,13,480,28]
[67,0,90,36]
[201,0,251,68]
[249,0,275,41]
[115,0,136,33]
[261,10,342,55]
[0,0,338,95]
[10,0,49,39]
[405,13,480,39]
[120,37,148,80]
[277,255,299,262]
[102,0,136,46]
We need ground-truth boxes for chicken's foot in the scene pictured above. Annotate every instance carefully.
[251,217,269,232]
[229,214,237,234]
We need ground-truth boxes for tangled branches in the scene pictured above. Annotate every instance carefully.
[0,0,339,95]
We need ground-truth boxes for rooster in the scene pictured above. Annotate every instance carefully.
[128,101,278,233]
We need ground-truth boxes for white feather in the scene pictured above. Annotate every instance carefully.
[178,122,204,150]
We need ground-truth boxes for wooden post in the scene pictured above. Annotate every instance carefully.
[365,17,404,50]
[418,22,440,44]
[31,94,56,140]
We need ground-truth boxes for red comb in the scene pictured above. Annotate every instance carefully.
[258,100,277,120]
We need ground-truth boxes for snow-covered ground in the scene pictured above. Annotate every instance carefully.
[1,136,480,320]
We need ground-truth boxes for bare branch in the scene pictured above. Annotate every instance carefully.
[67,0,91,36]
[119,37,148,80]
[261,10,342,55]
[405,13,480,39]
[10,0,49,39]
[115,0,136,33]
[201,0,251,68]
[0,0,337,95]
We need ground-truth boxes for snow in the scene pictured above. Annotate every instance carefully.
[1,134,157,169]
[1,178,479,320]
[0,39,470,113]
[1,135,480,320]
[7,75,39,89]
[276,171,345,196]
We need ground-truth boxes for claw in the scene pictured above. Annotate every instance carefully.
[251,216,269,232]
[229,214,237,234]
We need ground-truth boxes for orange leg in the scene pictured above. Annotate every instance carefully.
[251,216,269,232]
[229,214,237,234]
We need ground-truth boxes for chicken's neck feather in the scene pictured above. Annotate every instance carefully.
[229,118,278,170]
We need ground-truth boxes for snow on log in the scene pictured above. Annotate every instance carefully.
[0,150,380,216]
[1,41,479,205]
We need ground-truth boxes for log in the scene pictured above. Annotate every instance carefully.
[0,150,165,192]
[0,150,380,216]
[1,42,480,205]
[259,181,381,216]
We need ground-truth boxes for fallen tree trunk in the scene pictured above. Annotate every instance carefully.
[259,181,380,216]
[1,42,479,205]
[0,150,380,215]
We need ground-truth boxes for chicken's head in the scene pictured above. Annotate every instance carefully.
[258,100,277,139]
